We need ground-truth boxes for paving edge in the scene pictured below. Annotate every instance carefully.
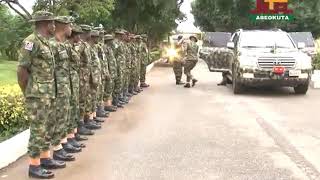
[0,129,30,169]
[0,61,158,170]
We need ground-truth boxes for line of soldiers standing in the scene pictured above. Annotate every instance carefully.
[17,11,150,179]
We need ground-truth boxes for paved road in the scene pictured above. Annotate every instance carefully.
[1,61,320,180]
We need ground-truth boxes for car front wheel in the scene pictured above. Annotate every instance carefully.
[294,83,309,95]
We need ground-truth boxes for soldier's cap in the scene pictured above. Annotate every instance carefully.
[79,24,92,32]
[55,16,74,24]
[114,29,126,35]
[104,34,114,40]
[189,35,198,42]
[134,35,142,39]
[71,24,83,33]
[93,27,105,34]
[141,34,148,39]
[91,30,100,37]
[29,11,55,22]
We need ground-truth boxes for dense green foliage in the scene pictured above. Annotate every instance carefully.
[0,5,32,60]
[192,0,320,38]
[0,59,17,85]
[0,84,27,142]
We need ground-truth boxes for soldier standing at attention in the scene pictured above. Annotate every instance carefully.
[67,24,88,143]
[17,11,65,179]
[50,16,81,163]
[173,35,185,85]
[112,30,127,107]
[92,28,110,120]
[140,34,150,88]
[103,34,118,111]
[79,25,101,130]
[184,35,199,88]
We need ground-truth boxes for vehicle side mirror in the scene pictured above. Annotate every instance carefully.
[227,42,235,49]
[297,42,306,49]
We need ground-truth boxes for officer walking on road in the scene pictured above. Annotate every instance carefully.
[173,35,185,85]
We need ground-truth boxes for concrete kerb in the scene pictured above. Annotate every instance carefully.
[311,70,320,89]
[0,60,159,170]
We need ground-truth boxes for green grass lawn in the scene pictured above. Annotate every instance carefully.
[0,59,17,85]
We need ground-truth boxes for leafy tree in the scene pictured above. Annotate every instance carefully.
[192,0,320,38]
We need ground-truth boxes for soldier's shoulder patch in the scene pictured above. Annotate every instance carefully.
[24,41,34,51]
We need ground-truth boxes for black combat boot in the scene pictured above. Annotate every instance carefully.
[29,165,54,179]
[94,117,105,123]
[96,105,109,118]
[67,138,86,148]
[53,149,75,161]
[40,158,66,170]
[75,133,88,141]
[78,121,94,135]
[184,83,191,88]
[62,142,82,153]
[192,79,198,87]
[84,119,102,130]
[140,82,150,88]
[105,105,117,112]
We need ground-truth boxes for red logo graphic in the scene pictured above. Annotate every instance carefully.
[251,0,293,14]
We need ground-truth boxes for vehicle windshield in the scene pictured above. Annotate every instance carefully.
[239,31,295,49]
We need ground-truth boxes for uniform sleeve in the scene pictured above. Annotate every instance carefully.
[18,40,38,68]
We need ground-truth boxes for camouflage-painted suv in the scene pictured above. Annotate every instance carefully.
[201,29,313,94]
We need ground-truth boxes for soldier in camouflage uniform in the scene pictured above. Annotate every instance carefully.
[67,24,88,144]
[140,34,150,88]
[103,34,118,111]
[91,28,109,120]
[79,25,101,131]
[17,11,65,179]
[88,30,104,125]
[184,35,199,88]
[173,35,185,85]
[50,16,82,163]
[128,34,139,95]
[112,30,127,108]
[122,32,132,102]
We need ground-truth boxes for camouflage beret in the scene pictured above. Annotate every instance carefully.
[104,34,114,40]
[71,24,83,33]
[55,16,74,24]
[79,24,92,32]
[114,29,125,35]
[134,35,142,39]
[141,34,148,39]
[91,30,100,37]
[29,11,55,22]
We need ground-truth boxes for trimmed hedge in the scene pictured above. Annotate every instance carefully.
[313,53,320,70]
[0,84,28,142]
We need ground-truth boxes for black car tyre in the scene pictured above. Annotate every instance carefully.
[294,83,309,95]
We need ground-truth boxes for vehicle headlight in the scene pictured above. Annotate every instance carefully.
[296,55,312,69]
[239,56,257,69]
[167,48,177,57]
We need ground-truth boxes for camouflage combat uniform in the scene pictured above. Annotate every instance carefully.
[140,41,149,84]
[173,41,185,83]
[112,37,126,98]
[103,36,118,101]
[129,41,138,91]
[49,40,72,146]
[123,41,131,94]
[18,32,55,158]
[184,41,199,83]
[89,42,102,112]
[67,41,81,132]
[78,40,92,115]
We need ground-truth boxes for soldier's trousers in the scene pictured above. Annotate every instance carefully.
[184,60,198,83]
[98,76,105,106]
[79,71,91,116]
[104,78,115,101]
[50,96,70,146]
[26,97,53,158]
[173,60,183,82]
[113,72,123,98]
[68,72,80,133]
[123,70,130,92]
[140,63,147,83]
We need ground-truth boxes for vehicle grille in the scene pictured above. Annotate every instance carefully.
[258,57,296,70]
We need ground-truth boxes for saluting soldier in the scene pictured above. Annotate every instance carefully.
[17,11,65,179]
